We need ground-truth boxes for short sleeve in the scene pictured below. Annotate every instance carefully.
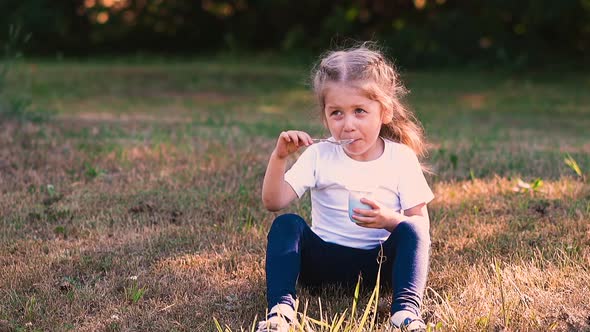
[284,146,317,198]
[398,148,434,210]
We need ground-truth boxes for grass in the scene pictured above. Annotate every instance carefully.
[0,57,589,331]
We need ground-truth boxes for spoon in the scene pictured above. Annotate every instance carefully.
[311,138,355,145]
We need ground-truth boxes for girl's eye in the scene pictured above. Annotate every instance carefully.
[330,110,343,117]
[355,108,367,114]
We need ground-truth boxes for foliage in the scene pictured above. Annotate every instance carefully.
[125,276,147,304]
[0,25,29,118]
[0,24,49,122]
[1,0,590,66]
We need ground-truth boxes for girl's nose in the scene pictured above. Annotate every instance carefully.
[343,115,355,131]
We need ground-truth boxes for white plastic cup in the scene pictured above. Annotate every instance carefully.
[348,189,372,223]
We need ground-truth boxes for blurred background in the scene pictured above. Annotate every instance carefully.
[1,1,589,331]
[2,0,590,67]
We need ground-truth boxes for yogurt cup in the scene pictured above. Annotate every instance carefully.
[346,185,375,223]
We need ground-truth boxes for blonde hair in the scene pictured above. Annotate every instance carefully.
[311,43,427,158]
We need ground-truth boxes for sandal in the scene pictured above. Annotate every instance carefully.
[390,317,427,332]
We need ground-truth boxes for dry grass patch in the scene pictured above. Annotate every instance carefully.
[2,62,590,331]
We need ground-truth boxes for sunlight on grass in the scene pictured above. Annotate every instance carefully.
[0,60,588,331]
[457,93,488,110]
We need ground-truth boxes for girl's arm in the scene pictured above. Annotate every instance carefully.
[352,201,430,232]
[262,152,297,211]
[381,202,429,232]
[262,130,312,211]
[401,203,429,225]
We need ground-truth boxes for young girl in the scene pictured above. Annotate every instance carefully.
[257,44,434,332]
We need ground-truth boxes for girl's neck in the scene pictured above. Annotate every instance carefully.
[344,137,385,162]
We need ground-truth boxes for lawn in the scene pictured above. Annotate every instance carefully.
[1,58,589,331]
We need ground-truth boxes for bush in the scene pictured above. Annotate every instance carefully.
[0,24,48,123]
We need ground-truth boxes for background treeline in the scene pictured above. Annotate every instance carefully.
[2,0,590,66]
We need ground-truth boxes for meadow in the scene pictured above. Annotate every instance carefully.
[0,57,589,331]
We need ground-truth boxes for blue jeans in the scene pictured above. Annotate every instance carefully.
[265,213,430,316]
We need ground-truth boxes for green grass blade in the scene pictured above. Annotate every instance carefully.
[334,309,348,332]
[298,300,308,332]
[250,315,258,332]
[494,258,508,328]
[356,286,377,332]
[564,153,583,178]
[213,317,224,332]
[305,316,331,328]
[368,257,382,331]
[350,275,361,322]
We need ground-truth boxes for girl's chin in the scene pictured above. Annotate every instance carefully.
[343,146,364,155]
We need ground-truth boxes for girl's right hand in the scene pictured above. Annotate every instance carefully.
[273,130,313,159]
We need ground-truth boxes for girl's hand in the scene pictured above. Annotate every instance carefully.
[352,198,404,232]
[273,130,313,159]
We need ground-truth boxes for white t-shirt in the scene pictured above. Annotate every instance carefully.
[285,138,434,250]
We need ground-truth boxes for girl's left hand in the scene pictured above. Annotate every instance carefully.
[352,198,403,232]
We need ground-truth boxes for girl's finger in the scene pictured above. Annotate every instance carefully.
[299,132,312,146]
[353,220,375,228]
[360,198,379,209]
[294,131,309,146]
[352,215,373,223]
[280,131,291,142]
[287,131,300,146]
[354,208,377,217]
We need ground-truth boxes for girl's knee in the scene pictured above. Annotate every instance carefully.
[268,214,307,238]
[396,221,430,244]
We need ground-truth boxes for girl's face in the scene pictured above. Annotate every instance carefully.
[323,83,385,161]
